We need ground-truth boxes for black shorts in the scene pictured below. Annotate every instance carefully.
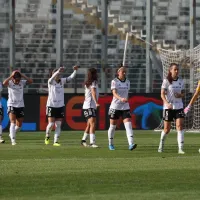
[108,108,131,120]
[46,106,64,118]
[7,106,24,118]
[163,109,184,122]
[0,107,3,117]
[83,108,96,121]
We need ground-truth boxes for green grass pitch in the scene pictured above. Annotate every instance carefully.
[1,130,200,200]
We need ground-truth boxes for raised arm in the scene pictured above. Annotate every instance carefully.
[3,71,15,86]
[65,66,78,82]
[21,73,33,84]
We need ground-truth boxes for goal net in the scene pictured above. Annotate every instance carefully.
[155,44,200,132]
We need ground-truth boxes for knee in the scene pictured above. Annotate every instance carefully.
[109,124,116,131]
[164,128,170,134]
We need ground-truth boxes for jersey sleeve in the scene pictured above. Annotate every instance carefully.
[161,79,168,89]
[111,80,117,90]
[21,80,27,86]
[91,81,97,89]
[196,81,200,92]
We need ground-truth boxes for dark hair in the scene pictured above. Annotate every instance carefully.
[167,63,178,84]
[85,68,98,88]
[116,63,125,77]
[13,71,21,79]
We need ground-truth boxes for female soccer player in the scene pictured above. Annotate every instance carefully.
[45,65,78,146]
[184,81,200,114]
[3,70,33,145]
[107,65,137,151]
[0,81,5,143]
[158,63,185,154]
[81,68,100,148]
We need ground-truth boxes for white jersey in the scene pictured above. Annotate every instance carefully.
[82,81,99,109]
[161,78,184,109]
[0,82,2,108]
[46,78,67,108]
[110,78,130,110]
[7,80,27,107]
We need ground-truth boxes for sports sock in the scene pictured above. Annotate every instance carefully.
[54,121,61,143]
[46,122,54,137]
[124,122,134,145]
[177,130,184,150]
[108,124,116,145]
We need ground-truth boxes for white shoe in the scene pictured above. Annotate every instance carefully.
[0,139,5,143]
[90,144,99,148]
[12,142,17,146]
[81,140,89,147]
[158,148,163,153]
[178,149,185,154]
[198,149,200,153]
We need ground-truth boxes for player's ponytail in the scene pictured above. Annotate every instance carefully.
[167,63,178,84]
[85,68,98,88]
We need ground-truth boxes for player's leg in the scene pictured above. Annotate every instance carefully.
[8,111,17,145]
[123,110,137,151]
[45,107,55,144]
[15,107,24,134]
[88,116,98,148]
[158,109,172,152]
[53,118,62,146]
[81,121,90,147]
[175,109,185,154]
[81,109,90,147]
[0,110,5,143]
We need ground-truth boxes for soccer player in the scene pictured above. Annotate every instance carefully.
[108,65,137,151]
[184,81,200,114]
[158,63,185,154]
[0,81,5,143]
[45,65,78,146]
[81,68,100,148]
[3,70,33,145]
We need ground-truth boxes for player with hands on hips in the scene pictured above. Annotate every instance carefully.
[45,65,78,146]
[3,70,33,145]
[158,63,185,154]
[108,65,137,151]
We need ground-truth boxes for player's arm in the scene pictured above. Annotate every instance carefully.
[48,67,64,84]
[91,87,100,107]
[21,73,33,84]
[3,71,16,86]
[112,89,128,103]
[65,66,78,82]
[184,83,200,114]
[161,88,172,109]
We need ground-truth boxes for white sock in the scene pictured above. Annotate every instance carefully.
[54,121,61,143]
[15,126,21,133]
[124,122,134,145]
[90,133,95,144]
[159,131,167,149]
[177,130,184,150]
[82,132,89,141]
[46,122,54,137]
[108,124,116,145]
[10,123,16,143]
[0,124,2,139]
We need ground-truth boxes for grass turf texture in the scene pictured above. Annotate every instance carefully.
[0,131,200,200]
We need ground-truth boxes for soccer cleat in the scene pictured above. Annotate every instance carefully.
[108,145,115,150]
[129,144,137,151]
[45,137,50,145]
[81,140,89,147]
[178,149,185,154]
[90,144,99,148]
[0,139,5,143]
[53,142,61,147]
[158,148,163,153]
[12,142,17,146]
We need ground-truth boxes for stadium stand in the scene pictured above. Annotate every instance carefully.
[0,0,198,93]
